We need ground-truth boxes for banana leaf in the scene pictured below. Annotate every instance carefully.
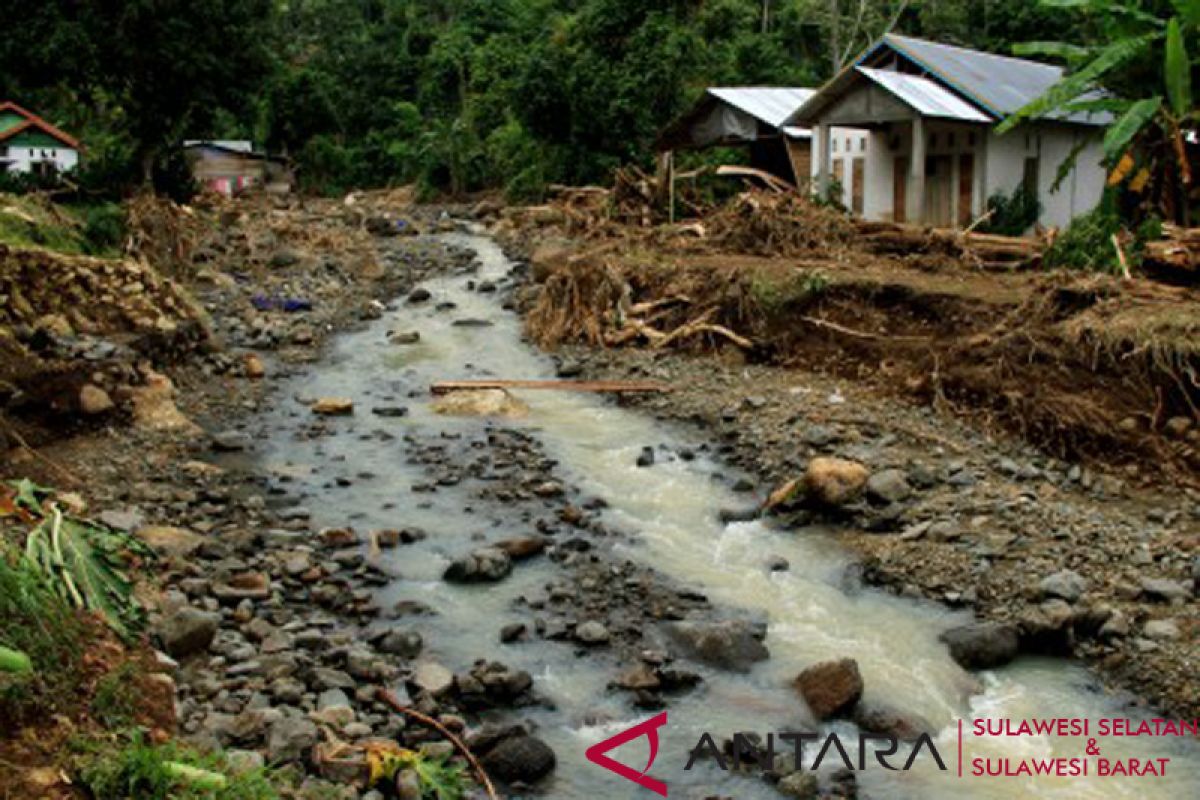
[18,497,153,642]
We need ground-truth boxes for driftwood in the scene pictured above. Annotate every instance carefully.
[430,379,671,394]
[1144,225,1200,278]
[854,220,1042,267]
[375,688,499,800]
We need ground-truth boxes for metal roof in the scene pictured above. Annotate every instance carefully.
[856,66,991,122]
[706,87,816,129]
[881,34,1108,124]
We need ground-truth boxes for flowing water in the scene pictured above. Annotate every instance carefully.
[241,232,1199,798]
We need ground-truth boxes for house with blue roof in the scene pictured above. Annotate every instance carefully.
[786,34,1110,231]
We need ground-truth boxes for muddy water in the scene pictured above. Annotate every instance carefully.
[247,232,1199,798]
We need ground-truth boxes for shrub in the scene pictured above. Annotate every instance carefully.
[80,202,127,255]
[0,551,86,721]
[75,733,282,800]
[1045,206,1163,274]
[980,184,1041,236]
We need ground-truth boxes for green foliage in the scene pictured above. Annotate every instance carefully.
[980,184,1042,236]
[1001,0,1198,223]
[750,270,830,315]
[75,732,282,800]
[92,661,140,728]
[81,203,128,256]
[0,546,86,720]
[1044,202,1163,273]
[10,479,154,641]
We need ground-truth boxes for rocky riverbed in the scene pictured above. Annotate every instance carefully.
[6,196,1198,800]
[542,345,1200,720]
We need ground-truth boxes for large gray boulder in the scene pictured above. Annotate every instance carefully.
[662,619,768,672]
[939,622,1019,670]
[158,606,220,658]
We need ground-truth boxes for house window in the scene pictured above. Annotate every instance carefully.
[860,138,867,152]
[832,138,838,153]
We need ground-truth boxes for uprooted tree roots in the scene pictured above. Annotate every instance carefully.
[525,256,1200,482]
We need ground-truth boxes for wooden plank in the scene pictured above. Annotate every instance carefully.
[431,380,672,395]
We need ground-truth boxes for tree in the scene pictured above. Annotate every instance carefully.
[998,0,1199,224]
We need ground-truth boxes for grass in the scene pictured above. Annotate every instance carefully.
[0,544,88,722]
[0,192,125,256]
[74,732,285,800]
[91,660,140,728]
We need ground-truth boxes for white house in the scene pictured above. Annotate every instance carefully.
[786,34,1110,230]
[655,87,870,193]
[0,102,80,177]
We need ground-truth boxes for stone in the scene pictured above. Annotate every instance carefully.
[662,619,768,672]
[395,769,422,800]
[388,330,421,345]
[496,536,547,560]
[137,525,204,558]
[865,469,912,505]
[636,447,655,467]
[793,658,863,720]
[79,384,115,415]
[158,607,219,658]
[615,664,661,691]
[575,621,610,645]
[431,389,528,418]
[1140,577,1189,603]
[243,354,266,379]
[802,457,869,507]
[312,397,354,415]
[407,288,432,304]
[443,547,513,583]
[266,716,318,763]
[378,630,423,658]
[853,703,932,742]
[211,430,252,452]
[777,771,819,799]
[480,735,557,784]
[410,661,455,698]
[212,572,272,602]
[1143,619,1181,640]
[1039,569,1088,603]
[939,622,1019,670]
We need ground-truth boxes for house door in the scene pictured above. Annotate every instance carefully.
[851,157,865,215]
[893,157,908,223]
[924,155,953,227]
[958,154,975,228]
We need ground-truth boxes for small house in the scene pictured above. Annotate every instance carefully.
[656,88,819,187]
[182,140,291,196]
[786,34,1110,230]
[0,102,81,177]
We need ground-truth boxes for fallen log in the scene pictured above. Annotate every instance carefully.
[431,379,671,394]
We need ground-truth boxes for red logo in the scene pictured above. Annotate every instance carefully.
[585,712,669,796]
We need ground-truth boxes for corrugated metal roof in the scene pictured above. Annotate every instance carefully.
[707,87,816,129]
[881,34,1108,124]
[856,67,991,122]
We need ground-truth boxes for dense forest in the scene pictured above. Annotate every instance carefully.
[0,0,1193,203]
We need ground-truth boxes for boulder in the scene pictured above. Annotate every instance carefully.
[793,658,863,720]
[802,458,869,507]
[1139,577,1189,603]
[777,771,819,799]
[79,384,115,415]
[311,397,354,415]
[1039,569,1088,603]
[865,469,912,505]
[410,661,455,698]
[243,353,266,379]
[662,619,768,672]
[137,525,205,558]
[480,735,557,784]
[443,547,513,583]
[575,621,610,645]
[158,606,219,658]
[432,389,528,418]
[939,622,1019,670]
[853,702,933,742]
[266,716,318,763]
[496,536,547,560]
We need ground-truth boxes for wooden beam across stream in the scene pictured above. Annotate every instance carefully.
[430,379,672,395]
